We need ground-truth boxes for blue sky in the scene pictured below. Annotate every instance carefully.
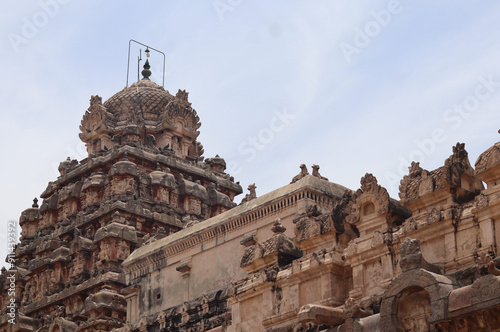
[1,1,499,263]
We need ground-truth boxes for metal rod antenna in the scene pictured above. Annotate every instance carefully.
[137,49,142,82]
[126,39,166,88]
[126,41,132,87]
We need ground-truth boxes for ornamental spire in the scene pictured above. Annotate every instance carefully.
[141,59,151,80]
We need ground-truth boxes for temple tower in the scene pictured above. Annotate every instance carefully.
[3,61,242,331]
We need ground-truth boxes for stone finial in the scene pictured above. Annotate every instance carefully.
[32,197,39,208]
[360,173,378,193]
[90,95,102,107]
[272,218,286,234]
[408,161,423,178]
[451,142,467,161]
[141,59,151,80]
[205,155,226,173]
[176,89,189,102]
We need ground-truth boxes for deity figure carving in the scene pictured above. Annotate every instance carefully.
[116,240,130,261]
[189,197,202,214]
[111,177,137,196]
[98,241,112,262]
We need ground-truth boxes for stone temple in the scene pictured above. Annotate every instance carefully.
[2,60,500,331]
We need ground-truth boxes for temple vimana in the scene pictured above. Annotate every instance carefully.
[2,59,500,332]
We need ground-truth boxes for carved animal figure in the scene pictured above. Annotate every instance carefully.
[241,183,257,204]
[312,164,328,181]
[291,164,309,183]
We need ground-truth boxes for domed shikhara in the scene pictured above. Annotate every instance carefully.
[104,80,175,122]
[79,79,203,159]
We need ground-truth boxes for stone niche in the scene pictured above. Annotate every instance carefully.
[396,286,432,331]
[149,165,176,205]
[109,157,138,199]
[82,172,105,209]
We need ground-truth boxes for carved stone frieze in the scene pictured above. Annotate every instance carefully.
[293,205,333,245]
[426,207,442,224]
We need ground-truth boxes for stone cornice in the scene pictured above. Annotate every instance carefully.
[124,176,351,278]
[41,145,241,199]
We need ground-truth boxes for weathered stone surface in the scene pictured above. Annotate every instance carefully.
[241,219,303,272]
[448,285,472,312]
[470,275,500,310]
[399,238,441,274]
[297,303,344,326]
[94,222,138,243]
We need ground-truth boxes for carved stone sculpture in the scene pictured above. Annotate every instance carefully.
[291,164,309,183]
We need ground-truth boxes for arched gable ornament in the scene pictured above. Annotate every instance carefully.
[161,96,201,136]
[345,173,390,225]
[79,95,107,141]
